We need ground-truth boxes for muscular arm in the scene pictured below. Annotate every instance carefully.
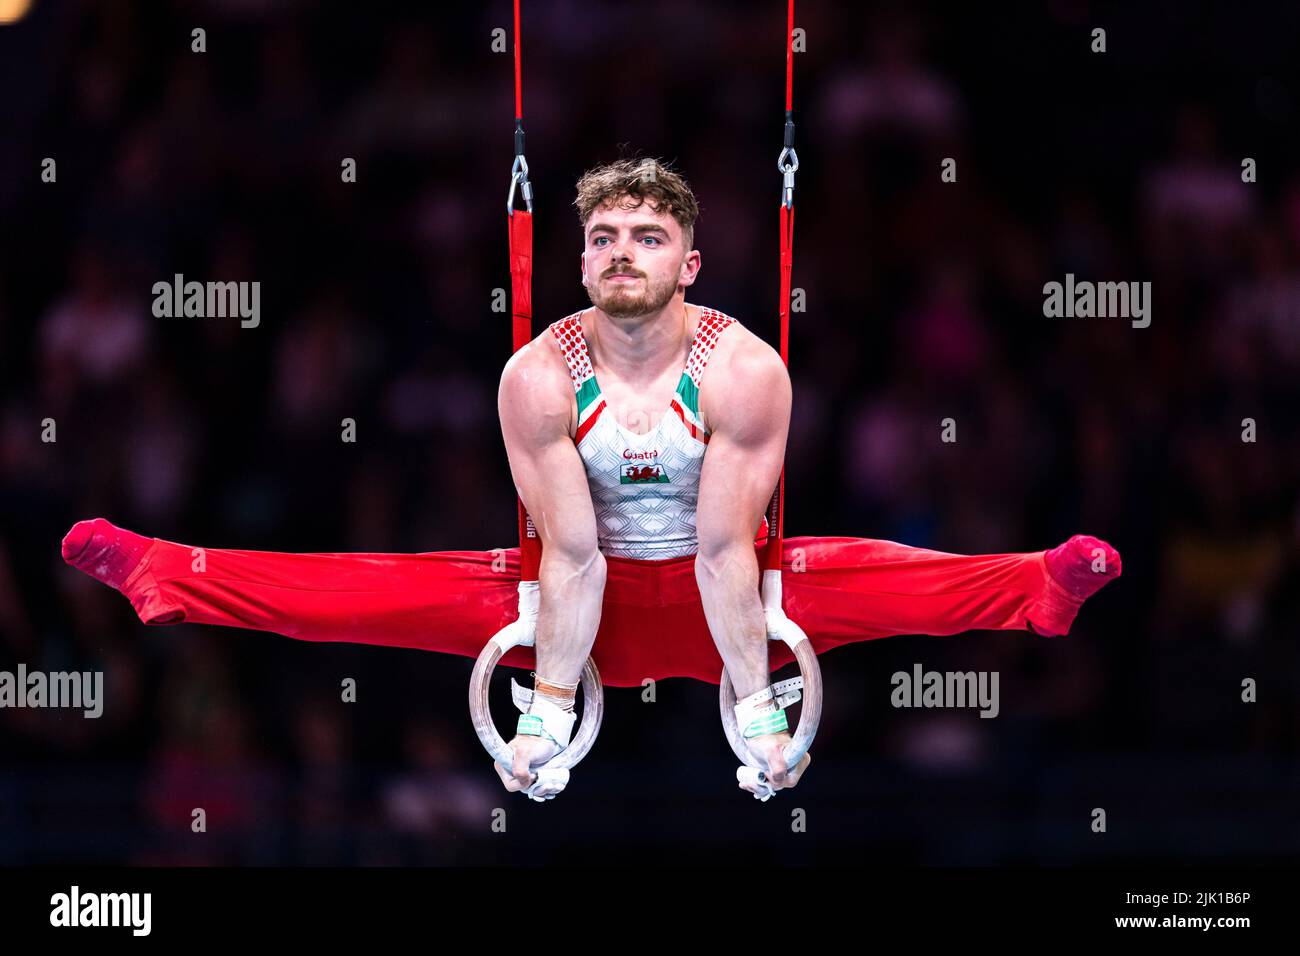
[498,342,607,687]
[694,333,792,702]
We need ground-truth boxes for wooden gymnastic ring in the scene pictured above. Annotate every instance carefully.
[468,622,603,773]
[719,615,821,776]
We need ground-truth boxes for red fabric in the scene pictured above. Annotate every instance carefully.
[507,207,542,581]
[114,534,1089,687]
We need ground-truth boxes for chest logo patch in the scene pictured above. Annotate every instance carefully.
[620,448,671,484]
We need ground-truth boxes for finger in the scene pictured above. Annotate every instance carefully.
[783,752,812,788]
[767,745,788,785]
[738,774,774,801]
[494,762,523,792]
[512,748,537,788]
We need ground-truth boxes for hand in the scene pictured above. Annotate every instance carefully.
[740,730,811,797]
[493,733,564,799]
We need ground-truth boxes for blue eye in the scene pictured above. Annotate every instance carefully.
[592,235,662,247]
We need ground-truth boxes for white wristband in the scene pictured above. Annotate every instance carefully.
[511,678,577,749]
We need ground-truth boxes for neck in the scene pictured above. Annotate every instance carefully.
[589,300,690,383]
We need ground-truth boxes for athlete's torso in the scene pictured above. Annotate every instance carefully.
[549,306,738,560]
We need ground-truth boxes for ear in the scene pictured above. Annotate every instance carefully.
[678,248,701,287]
[580,251,588,286]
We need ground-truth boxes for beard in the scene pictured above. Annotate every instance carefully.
[584,267,679,319]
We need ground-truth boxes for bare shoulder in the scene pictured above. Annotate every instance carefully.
[699,316,790,435]
[704,318,789,397]
[498,327,576,437]
[712,320,785,373]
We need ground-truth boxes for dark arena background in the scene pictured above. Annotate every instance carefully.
[0,0,1297,908]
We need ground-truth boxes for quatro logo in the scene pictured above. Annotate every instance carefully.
[620,447,670,483]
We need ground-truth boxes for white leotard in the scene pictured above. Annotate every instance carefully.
[549,307,739,560]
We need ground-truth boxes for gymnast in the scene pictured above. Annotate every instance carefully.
[62,159,1121,801]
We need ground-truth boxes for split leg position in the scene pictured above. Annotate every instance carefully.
[63,519,1120,796]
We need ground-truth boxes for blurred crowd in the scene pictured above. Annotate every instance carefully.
[0,1,1296,863]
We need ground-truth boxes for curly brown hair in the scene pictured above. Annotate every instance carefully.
[574,156,699,251]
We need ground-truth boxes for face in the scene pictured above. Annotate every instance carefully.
[581,198,699,319]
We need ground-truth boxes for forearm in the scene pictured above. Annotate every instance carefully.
[695,542,768,698]
[535,548,606,684]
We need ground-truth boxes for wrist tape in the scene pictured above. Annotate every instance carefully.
[733,677,803,738]
[511,678,578,749]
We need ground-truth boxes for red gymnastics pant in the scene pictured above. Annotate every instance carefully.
[108,534,1091,686]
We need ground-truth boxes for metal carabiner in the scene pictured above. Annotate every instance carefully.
[777,146,799,209]
[508,153,534,215]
